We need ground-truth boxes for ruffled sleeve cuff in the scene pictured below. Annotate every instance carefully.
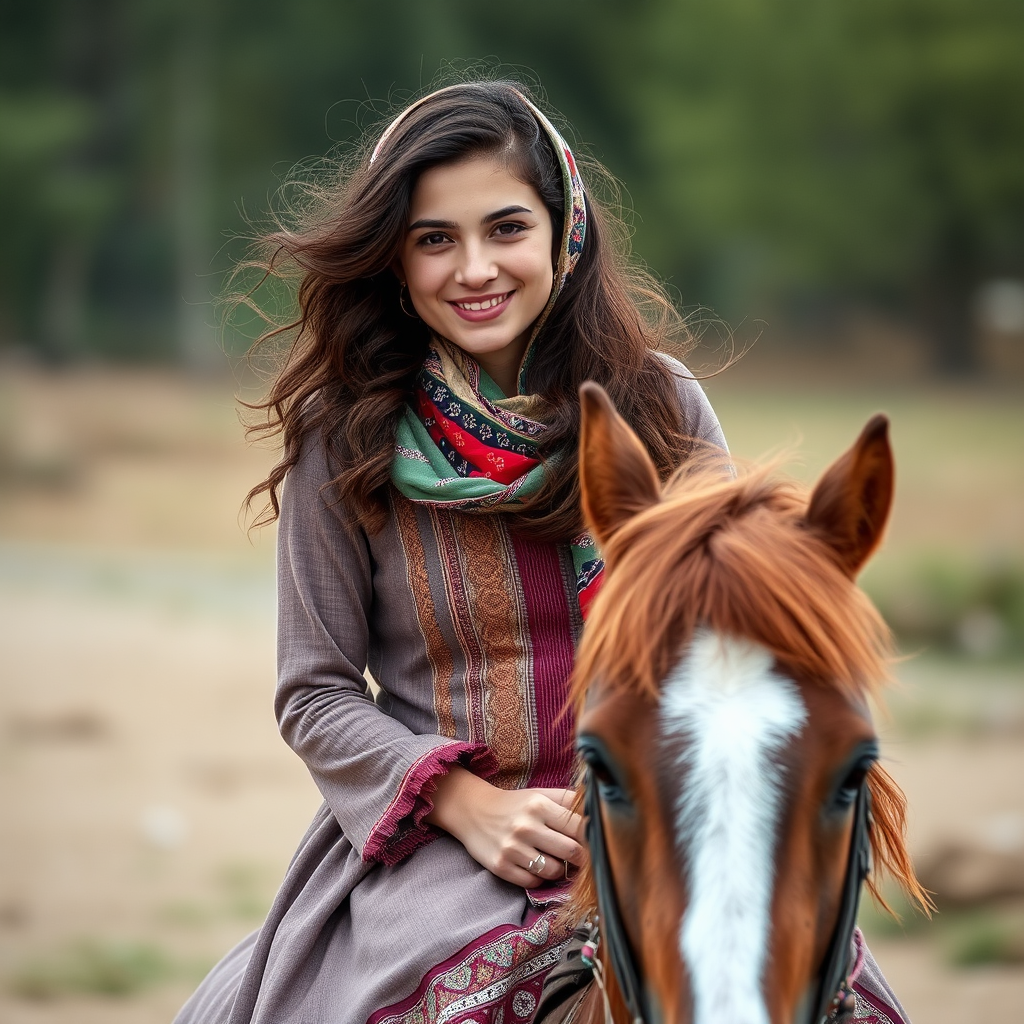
[362,742,498,866]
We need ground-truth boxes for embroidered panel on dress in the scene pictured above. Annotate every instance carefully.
[429,512,482,742]
[440,512,534,790]
[392,493,576,791]
[366,912,571,1024]
[393,495,458,738]
[851,983,904,1024]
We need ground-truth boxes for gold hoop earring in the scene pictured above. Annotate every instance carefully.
[399,283,418,319]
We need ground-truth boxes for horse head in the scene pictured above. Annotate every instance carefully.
[566,383,929,1024]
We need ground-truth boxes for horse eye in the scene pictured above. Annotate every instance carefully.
[833,759,873,810]
[582,749,628,804]
[597,777,627,804]
[590,758,616,788]
[581,747,608,780]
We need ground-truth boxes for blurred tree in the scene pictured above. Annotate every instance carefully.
[0,0,123,359]
[1,0,1022,373]
[172,0,219,373]
[586,0,1024,372]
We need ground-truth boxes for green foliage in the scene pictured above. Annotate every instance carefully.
[588,0,1024,331]
[861,897,1024,970]
[868,556,1024,659]
[946,911,1024,967]
[0,92,117,344]
[858,885,934,940]
[9,939,174,1000]
[1,0,1022,367]
[155,899,215,928]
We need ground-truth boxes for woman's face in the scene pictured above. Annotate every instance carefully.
[396,154,555,395]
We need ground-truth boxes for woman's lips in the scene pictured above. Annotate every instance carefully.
[448,290,514,322]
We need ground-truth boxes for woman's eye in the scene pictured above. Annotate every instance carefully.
[493,222,526,237]
[418,232,452,247]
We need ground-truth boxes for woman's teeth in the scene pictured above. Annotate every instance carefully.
[455,293,510,311]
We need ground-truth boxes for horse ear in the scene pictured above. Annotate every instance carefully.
[806,414,894,578]
[578,381,661,547]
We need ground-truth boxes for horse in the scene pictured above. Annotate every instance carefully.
[551,383,931,1024]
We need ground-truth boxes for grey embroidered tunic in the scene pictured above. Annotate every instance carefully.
[175,372,726,1024]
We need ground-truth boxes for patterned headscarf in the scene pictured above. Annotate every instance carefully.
[370,83,586,375]
[370,84,586,281]
[384,86,602,616]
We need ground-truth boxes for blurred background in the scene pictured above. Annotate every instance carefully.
[1,1,1022,1021]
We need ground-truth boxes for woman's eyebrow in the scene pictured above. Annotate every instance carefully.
[407,218,457,231]
[407,206,533,232]
[483,205,532,224]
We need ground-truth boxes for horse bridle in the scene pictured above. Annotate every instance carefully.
[581,752,648,1024]
[579,743,873,1024]
[809,777,873,1023]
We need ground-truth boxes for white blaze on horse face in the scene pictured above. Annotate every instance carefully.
[660,630,807,1024]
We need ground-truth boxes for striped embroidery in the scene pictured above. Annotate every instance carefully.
[393,495,458,738]
[430,511,534,788]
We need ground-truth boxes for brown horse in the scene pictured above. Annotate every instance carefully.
[557,384,930,1024]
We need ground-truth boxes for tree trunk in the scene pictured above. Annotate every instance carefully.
[41,240,88,363]
[920,223,981,377]
[172,0,221,375]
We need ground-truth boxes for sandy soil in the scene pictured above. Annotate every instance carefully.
[1,367,1022,1023]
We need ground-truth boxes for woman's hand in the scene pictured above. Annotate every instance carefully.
[425,767,585,887]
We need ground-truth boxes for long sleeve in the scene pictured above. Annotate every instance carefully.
[659,353,729,452]
[274,436,494,866]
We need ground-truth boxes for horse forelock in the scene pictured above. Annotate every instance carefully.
[570,458,893,713]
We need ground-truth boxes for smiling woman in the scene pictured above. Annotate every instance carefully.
[397,156,555,395]
[175,80,905,1024]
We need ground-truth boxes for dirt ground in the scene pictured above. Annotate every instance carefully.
[1,366,1022,1022]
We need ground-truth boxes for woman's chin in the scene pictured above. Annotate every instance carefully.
[442,325,525,360]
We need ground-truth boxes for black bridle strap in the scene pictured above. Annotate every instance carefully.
[809,781,873,1024]
[583,768,647,1024]
[584,768,873,1024]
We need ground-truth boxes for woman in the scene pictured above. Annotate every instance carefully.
[175,80,904,1024]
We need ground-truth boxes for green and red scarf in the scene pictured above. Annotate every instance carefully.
[383,87,602,617]
[392,340,604,617]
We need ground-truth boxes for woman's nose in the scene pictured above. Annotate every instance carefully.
[454,243,498,289]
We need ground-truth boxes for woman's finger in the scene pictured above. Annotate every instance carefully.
[511,806,584,863]
[505,864,545,888]
[518,823,585,867]
[497,846,559,888]
[522,850,571,883]
[529,791,582,839]
[537,788,579,810]
[542,803,584,844]
[541,829,586,866]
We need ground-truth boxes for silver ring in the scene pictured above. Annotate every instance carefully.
[527,854,547,875]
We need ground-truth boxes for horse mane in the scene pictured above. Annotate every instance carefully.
[566,454,932,919]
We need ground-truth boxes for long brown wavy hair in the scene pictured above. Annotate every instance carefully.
[241,79,698,540]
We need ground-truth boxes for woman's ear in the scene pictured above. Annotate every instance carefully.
[391,259,406,286]
[578,382,661,548]
[805,414,894,578]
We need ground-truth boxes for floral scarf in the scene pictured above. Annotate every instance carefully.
[384,87,602,617]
